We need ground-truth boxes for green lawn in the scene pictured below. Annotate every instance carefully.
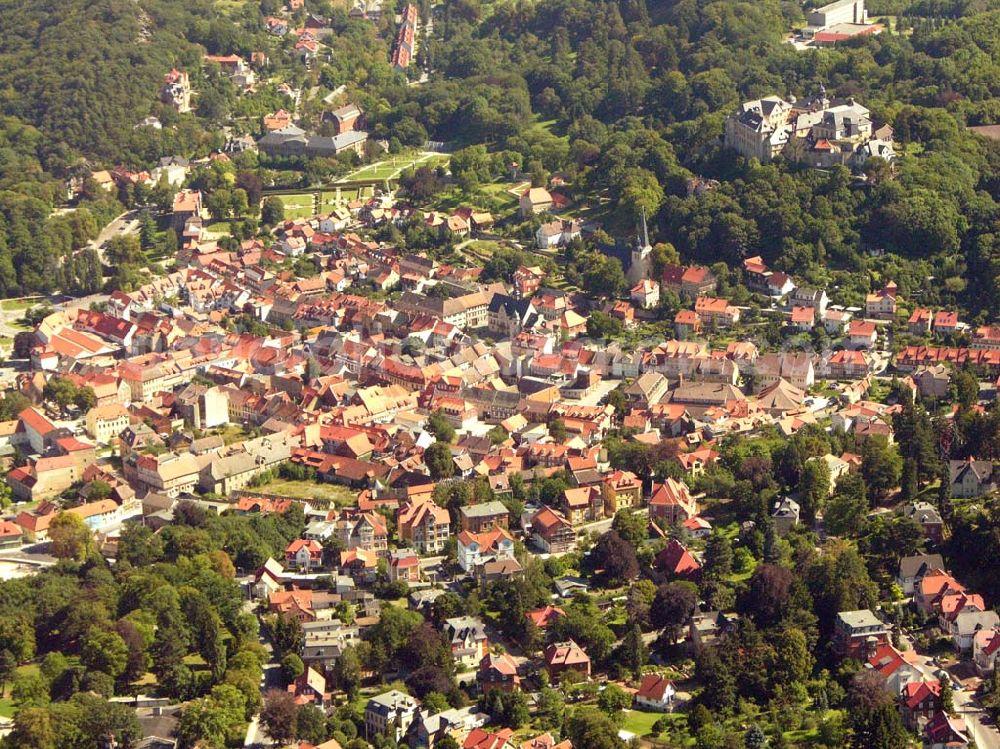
[210,424,254,446]
[321,188,361,207]
[254,478,358,507]
[205,221,233,235]
[620,709,685,738]
[276,194,318,219]
[1,298,43,312]
[0,663,43,718]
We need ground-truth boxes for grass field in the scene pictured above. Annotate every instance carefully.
[1,298,43,312]
[320,188,362,207]
[620,710,686,739]
[0,663,43,718]
[205,221,233,235]
[341,153,451,183]
[254,478,358,507]
[276,193,318,215]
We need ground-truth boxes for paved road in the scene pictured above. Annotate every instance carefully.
[243,601,282,748]
[957,684,1000,749]
[86,209,140,265]
[899,631,1000,749]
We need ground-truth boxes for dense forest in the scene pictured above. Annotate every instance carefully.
[372,0,1000,315]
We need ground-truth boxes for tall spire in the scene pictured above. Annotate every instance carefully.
[639,207,651,251]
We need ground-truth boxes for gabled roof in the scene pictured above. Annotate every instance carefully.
[635,673,674,701]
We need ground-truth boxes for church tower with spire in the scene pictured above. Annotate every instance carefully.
[627,208,654,284]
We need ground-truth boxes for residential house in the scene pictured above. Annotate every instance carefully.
[336,512,389,558]
[674,309,701,338]
[85,404,130,444]
[285,539,324,570]
[456,527,515,573]
[661,264,717,301]
[288,667,329,706]
[753,352,815,392]
[389,550,421,583]
[865,281,897,320]
[464,728,515,749]
[513,266,544,299]
[789,306,815,331]
[901,503,944,545]
[488,295,538,338]
[535,219,580,250]
[908,308,932,336]
[865,642,920,695]
[459,501,509,533]
[17,407,57,454]
[694,296,740,328]
[543,640,590,682]
[529,506,575,553]
[445,616,489,669]
[397,498,451,554]
[949,458,995,498]
[519,188,553,218]
[654,538,701,580]
[923,711,969,749]
[526,605,565,630]
[847,320,878,349]
[897,553,946,596]
[365,691,419,742]
[933,310,959,338]
[901,680,943,729]
[913,365,951,400]
[478,652,521,694]
[631,279,660,310]
[973,628,1000,676]
[648,478,697,525]
[602,470,642,515]
[832,609,889,659]
[624,372,669,408]
[789,286,830,317]
[633,673,676,712]
[771,497,800,535]
[950,610,999,652]
[560,486,602,526]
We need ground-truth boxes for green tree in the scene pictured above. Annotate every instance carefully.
[703,532,733,581]
[427,410,457,443]
[620,168,665,223]
[261,197,285,225]
[618,623,647,679]
[651,582,697,644]
[597,683,631,718]
[566,710,627,749]
[611,509,647,546]
[824,473,868,538]
[861,436,902,501]
[260,689,298,746]
[296,703,327,744]
[424,441,455,480]
[81,628,128,681]
[6,707,56,749]
[800,458,830,524]
[48,512,92,562]
[848,671,908,749]
[281,653,304,684]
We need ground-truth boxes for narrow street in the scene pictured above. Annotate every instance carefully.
[898,630,1000,749]
[243,600,282,748]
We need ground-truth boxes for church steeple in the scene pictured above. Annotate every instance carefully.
[638,208,651,251]
[628,208,653,284]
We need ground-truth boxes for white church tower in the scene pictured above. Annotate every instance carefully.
[627,209,654,284]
